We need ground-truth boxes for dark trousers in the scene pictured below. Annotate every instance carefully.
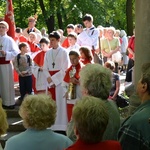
[19,75,32,100]
[125,58,134,82]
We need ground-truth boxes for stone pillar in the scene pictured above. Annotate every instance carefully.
[135,1,150,86]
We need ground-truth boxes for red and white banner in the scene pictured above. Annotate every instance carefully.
[4,0,15,39]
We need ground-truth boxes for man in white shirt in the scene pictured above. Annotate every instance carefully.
[77,14,99,51]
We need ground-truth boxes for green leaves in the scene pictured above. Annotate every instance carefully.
[0,0,135,35]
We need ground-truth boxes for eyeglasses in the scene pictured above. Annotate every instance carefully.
[0,26,6,29]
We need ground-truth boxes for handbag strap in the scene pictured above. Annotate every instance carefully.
[107,39,111,52]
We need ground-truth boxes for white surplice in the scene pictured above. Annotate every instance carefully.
[0,34,19,106]
[32,65,47,91]
[77,26,99,49]
[43,46,69,131]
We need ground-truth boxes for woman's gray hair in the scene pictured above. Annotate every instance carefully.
[120,30,127,37]
[73,96,109,143]
[79,64,112,99]
[19,94,56,130]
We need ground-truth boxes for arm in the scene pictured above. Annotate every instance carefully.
[5,37,19,60]
[111,80,120,100]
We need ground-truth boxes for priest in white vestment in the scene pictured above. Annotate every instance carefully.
[0,21,19,109]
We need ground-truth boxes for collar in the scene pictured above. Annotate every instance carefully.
[86,25,95,31]
[0,34,7,38]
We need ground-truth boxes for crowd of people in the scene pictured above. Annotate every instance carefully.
[0,13,150,150]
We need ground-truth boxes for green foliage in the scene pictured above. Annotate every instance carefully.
[0,0,6,18]
[0,0,135,34]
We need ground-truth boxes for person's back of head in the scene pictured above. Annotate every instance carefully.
[104,60,115,71]
[79,64,111,99]
[73,95,109,143]
[19,94,56,130]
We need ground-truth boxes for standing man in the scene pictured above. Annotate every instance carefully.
[0,21,19,109]
[77,14,100,63]
[43,31,69,132]
[77,14,99,52]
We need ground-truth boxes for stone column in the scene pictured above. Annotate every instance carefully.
[135,0,150,86]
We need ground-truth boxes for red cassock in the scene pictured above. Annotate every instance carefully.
[27,41,41,53]
[64,63,81,121]
[80,58,92,65]
[62,38,69,48]
[14,35,28,43]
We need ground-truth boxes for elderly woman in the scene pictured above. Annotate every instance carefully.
[67,64,120,142]
[120,30,128,73]
[4,94,72,150]
[66,96,122,150]
[101,27,121,73]
[0,99,8,150]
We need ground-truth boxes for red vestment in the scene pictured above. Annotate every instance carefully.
[14,35,28,43]
[64,63,82,121]
[80,58,91,65]
[27,41,41,52]
[62,38,69,48]
[33,51,46,67]
[48,70,59,100]
[66,139,122,150]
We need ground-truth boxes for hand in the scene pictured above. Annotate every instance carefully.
[107,52,112,58]
[19,73,25,77]
[39,67,43,71]
[50,84,55,88]
[47,77,52,84]
[70,77,79,84]
[21,71,28,74]
[0,50,6,56]
[63,92,68,98]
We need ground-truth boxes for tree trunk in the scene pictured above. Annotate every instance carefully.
[46,16,55,33]
[38,0,55,33]
[34,0,37,14]
[57,12,63,29]
[126,0,133,35]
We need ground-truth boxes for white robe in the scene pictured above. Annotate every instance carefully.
[43,46,69,131]
[32,64,47,91]
[77,26,99,49]
[0,34,19,106]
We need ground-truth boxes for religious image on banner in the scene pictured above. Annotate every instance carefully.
[4,0,18,82]
[4,0,15,39]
